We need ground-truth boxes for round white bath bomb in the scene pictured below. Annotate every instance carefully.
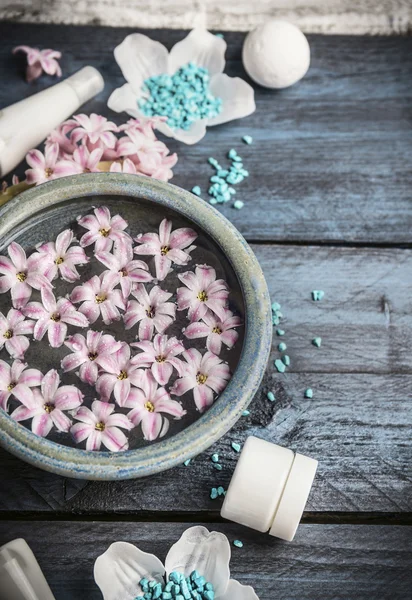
[242,20,310,89]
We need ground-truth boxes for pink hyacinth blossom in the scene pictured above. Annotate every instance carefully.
[23,287,88,348]
[95,240,152,300]
[77,206,131,253]
[0,241,52,309]
[0,359,42,412]
[124,284,176,341]
[35,229,89,283]
[177,265,229,322]
[118,117,166,139]
[96,342,147,406]
[70,114,118,149]
[54,146,103,177]
[134,218,197,281]
[184,309,241,355]
[24,142,72,185]
[71,400,132,452]
[150,153,178,182]
[109,158,137,174]
[11,369,83,436]
[71,271,125,325]
[124,371,186,441]
[171,348,230,413]
[131,334,185,386]
[116,129,177,181]
[45,122,77,158]
[13,46,62,82]
[0,308,34,359]
[61,331,122,385]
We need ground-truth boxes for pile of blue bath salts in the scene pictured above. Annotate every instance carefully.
[136,570,215,600]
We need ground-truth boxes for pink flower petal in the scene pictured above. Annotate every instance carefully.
[184,322,209,339]
[86,430,102,451]
[54,385,83,410]
[51,408,72,432]
[207,333,222,355]
[141,412,162,441]
[8,242,27,271]
[48,321,67,348]
[41,369,60,403]
[96,374,117,400]
[55,229,73,256]
[79,361,99,385]
[0,256,15,277]
[152,361,173,386]
[71,422,93,444]
[169,227,197,250]
[170,376,196,397]
[10,383,34,407]
[33,318,49,341]
[79,301,100,324]
[5,335,30,359]
[18,368,43,388]
[101,426,129,451]
[193,385,215,412]
[32,413,53,437]
[11,282,32,309]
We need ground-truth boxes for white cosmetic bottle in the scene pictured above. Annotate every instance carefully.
[0,66,104,177]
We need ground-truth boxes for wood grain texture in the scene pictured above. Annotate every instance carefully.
[0,521,411,600]
[0,24,411,243]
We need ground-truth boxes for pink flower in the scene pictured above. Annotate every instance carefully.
[45,122,77,159]
[109,158,137,174]
[171,348,230,413]
[70,114,118,149]
[0,359,42,412]
[13,46,62,82]
[124,284,176,340]
[77,206,131,253]
[96,342,146,406]
[184,309,241,355]
[116,129,177,181]
[118,117,166,139]
[25,143,69,185]
[0,308,35,359]
[61,331,122,385]
[134,218,197,281]
[95,240,152,300]
[11,369,83,436]
[54,146,103,177]
[71,271,125,325]
[177,265,229,322]
[124,371,185,441]
[0,241,52,309]
[71,400,132,451]
[35,229,89,282]
[23,287,89,348]
[131,334,185,386]
[150,153,178,182]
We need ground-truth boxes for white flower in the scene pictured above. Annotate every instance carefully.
[94,526,259,600]
[108,29,255,145]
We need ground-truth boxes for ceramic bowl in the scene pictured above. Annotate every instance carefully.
[0,173,272,480]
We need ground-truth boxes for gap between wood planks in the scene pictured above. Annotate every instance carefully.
[247,240,412,249]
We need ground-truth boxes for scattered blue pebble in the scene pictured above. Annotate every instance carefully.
[305,388,313,399]
[211,453,219,463]
[210,487,218,499]
[191,185,201,196]
[231,441,241,453]
[233,200,244,209]
[278,342,287,352]
[215,33,224,38]
[282,354,290,366]
[183,459,191,466]
[312,337,322,347]
[271,301,281,311]
[275,359,286,373]
[217,486,226,496]
[312,290,325,301]
[213,463,223,471]
[242,409,250,416]
[276,329,285,336]
[242,135,253,145]
[267,391,275,402]
[228,149,238,160]
[233,540,244,548]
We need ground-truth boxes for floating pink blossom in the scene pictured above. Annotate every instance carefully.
[124,284,176,340]
[0,308,35,359]
[124,371,185,441]
[71,271,125,325]
[171,348,230,412]
[184,309,241,355]
[13,46,62,82]
[11,369,83,436]
[23,287,88,348]
[96,342,147,406]
[77,206,131,253]
[71,399,132,451]
[24,142,72,185]
[35,229,88,283]
[0,241,52,309]
[95,240,152,300]
[131,334,185,386]
[54,146,103,177]
[109,158,138,174]
[134,218,197,281]
[61,331,122,385]
[0,359,42,412]
[177,265,229,322]
[70,113,118,150]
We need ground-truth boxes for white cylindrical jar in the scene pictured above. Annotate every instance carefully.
[221,436,318,541]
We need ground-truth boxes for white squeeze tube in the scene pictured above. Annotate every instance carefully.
[0,66,105,177]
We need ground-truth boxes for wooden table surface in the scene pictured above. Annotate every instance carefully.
[0,22,411,600]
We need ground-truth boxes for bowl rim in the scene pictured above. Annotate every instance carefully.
[0,173,272,480]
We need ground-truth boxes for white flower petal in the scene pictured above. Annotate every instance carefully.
[207,73,256,126]
[161,119,208,145]
[169,29,226,76]
[108,83,142,117]
[94,541,165,600]
[219,579,260,600]
[164,526,230,597]
[114,33,169,92]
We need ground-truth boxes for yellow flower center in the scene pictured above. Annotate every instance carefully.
[95,293,107,304]
[119,267,128,277]
[117,370,127,380]
[197,291,208,302]
[43,403,54,414]
[146,307,155,318]
[212,326,222,334]
[55,257,64,265]
[45,167,54,177]
[99,228,110,237]
[144,401,155,412]
[160,246,170,256]
[95,421,105,431]
[88,352,98,361]
[7,382,16,392]
[50,313,60,322]
[196,373,208,385]
[16,272,27,282]
[155,355,165,363]
[3,329,13,339]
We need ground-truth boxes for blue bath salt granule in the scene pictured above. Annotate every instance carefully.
[305,388,313,398]
[213,462,223,471]
[282,354,290,366]
[217,486,226,496]
[233,540,244,548]
[210,487,218,499]
[267,391,275,402]
[231,441,241,452]
[138,62,222,131]
[233,200,244,209]
[276,329,285,336]
[242,135,253,144]
[191,185,202,196]
[215,32,224,38]
[312,337,322,347]
[183,459,191,466]
[275,358,286,373]
[136,571,216,599]
[278,342,287,352]
[242,409,250,416]
[312,290,325,301]
[211,453,219,463]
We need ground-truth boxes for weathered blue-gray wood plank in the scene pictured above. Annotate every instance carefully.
[0,23,411,243]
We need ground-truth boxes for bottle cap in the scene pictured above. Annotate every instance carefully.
[66,66,104,105]
[221,436,318,541]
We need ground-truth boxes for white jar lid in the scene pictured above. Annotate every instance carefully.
[220,436,318,541]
